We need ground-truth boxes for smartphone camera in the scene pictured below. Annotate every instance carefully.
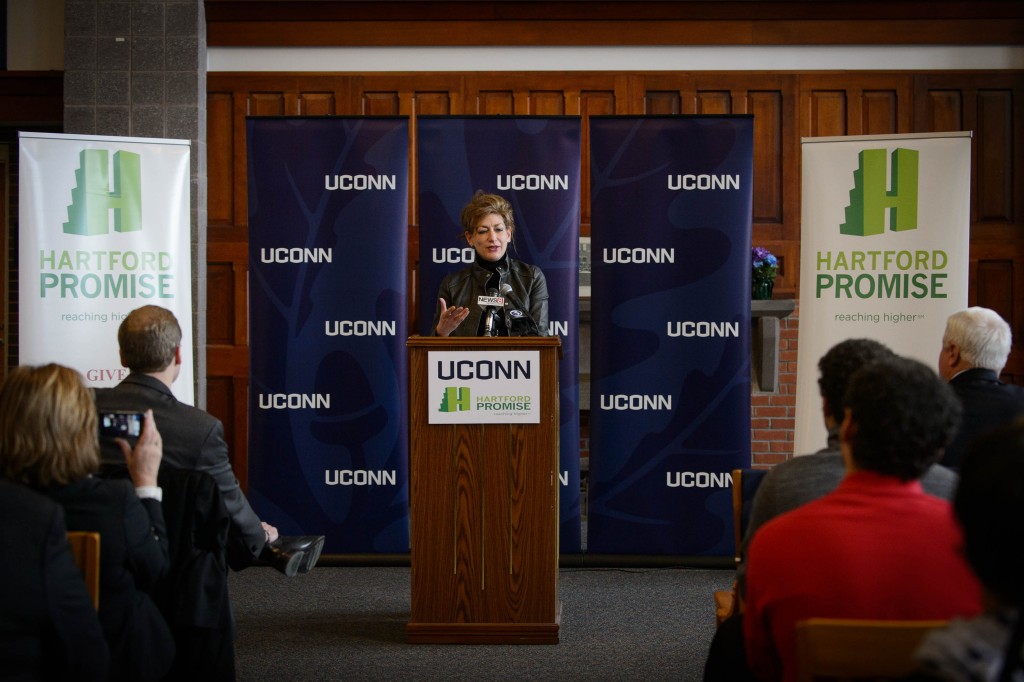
[99,411,144,439]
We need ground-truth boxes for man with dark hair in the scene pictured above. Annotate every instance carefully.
[95,305,323,576]
[743,357,983,682]
[737,339,957,593]
[706,341,959,682]
[938,307,1024,468]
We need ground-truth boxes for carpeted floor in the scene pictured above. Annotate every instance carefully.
[229,565,733,681]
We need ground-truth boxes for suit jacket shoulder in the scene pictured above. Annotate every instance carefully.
[95,374,220,470]
[0,479,110,680]
[945,368,1024,468]
[95,373,268,564]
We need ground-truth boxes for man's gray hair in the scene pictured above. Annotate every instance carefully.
[943,306,1013,373]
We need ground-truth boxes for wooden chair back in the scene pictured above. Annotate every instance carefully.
[714,468,767,626]
[795,617,948,682]
[731,468,745,562]
[66,531,101,610]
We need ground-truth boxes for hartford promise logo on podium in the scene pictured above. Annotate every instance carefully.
[439,386,472,413]
[428,351,540,424]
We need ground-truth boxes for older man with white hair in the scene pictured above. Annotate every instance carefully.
[938,306,1024,468]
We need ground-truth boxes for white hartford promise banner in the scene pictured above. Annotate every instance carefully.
[19,132,194,402]
[794,131,971,455]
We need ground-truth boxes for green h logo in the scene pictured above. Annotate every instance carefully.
[841,147,918,236]
[64,149,142,236]
[439,387,471,413]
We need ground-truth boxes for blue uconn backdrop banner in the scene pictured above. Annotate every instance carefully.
[417,116,583,552]
[247,117,410,554]
[588,116,753,556]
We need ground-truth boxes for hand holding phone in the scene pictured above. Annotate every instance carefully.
[99,411,145,439]
[113,409,162,489]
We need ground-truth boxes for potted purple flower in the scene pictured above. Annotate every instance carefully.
[751,246,778,300]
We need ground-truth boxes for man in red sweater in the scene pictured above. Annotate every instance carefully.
[743,357,983,682]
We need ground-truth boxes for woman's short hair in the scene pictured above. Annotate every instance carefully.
[943,307,1013,373]
[0,364,99,487]
[118,305,182,373]
[843,356,961,481]
[459,192,515,237]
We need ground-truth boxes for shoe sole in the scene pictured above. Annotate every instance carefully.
[299,537,325,573]
[282,550,304,578]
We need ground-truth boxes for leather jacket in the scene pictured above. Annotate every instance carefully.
[431,256,549,337]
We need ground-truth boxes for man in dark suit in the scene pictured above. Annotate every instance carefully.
[94,305,323,576]
[938,306,1024,469]
[0,477,110,681]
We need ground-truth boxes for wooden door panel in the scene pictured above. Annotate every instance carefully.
[916,74,1024,239]
[975,258,1015,324]
[924,89,965,132]
[526,90,566,115]
[206,240,249,481]
[696,91,731,114]
[805,90,848,137]
[414,91,454,115]
[977,89,1014,223]
[476,90,515,114]
[250,92,286,116]
[645,91,681,114]
[862,90,899,135]
[802,74,913,137]
[299,92,336,116]
[749,91,785,224]
[206,262,237,346]
[206,79,254,243]
[207,91,235,228]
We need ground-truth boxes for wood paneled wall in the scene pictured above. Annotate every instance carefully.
[207,69,1023,474]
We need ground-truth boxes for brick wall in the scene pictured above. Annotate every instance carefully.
[751,303,799,467]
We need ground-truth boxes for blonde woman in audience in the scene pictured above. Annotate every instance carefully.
[0,364,174,681]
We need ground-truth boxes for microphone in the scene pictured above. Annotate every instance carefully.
[482,288,500,336]
[499,283,542,336]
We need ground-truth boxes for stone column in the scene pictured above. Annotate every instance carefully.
[63,0,207,406]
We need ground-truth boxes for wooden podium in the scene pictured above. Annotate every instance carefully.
[406,336,561,644]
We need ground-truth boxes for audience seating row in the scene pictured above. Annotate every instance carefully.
[716,468,951,681]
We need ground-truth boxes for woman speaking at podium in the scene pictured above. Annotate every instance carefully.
[432,192,549,337]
